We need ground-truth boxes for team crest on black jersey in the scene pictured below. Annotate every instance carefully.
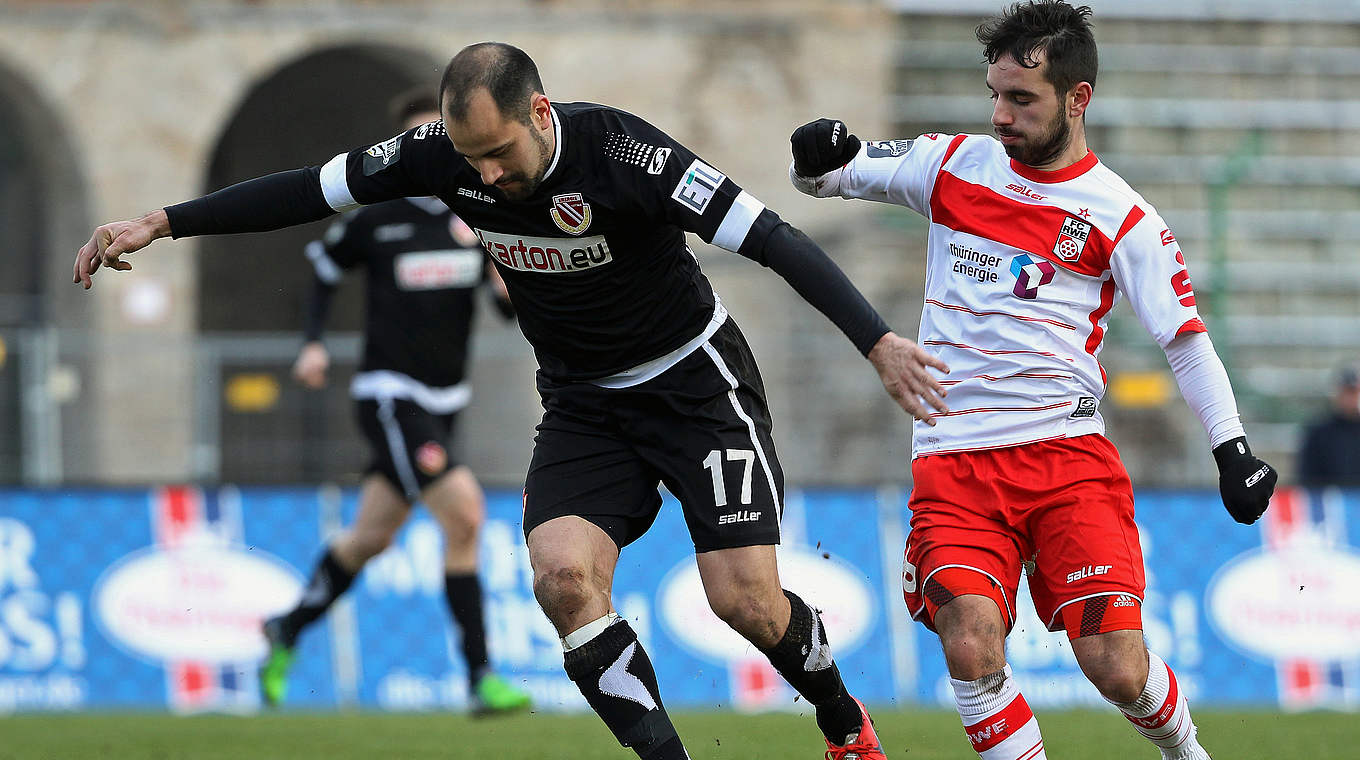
[1053,216,1092,262]
[550,193,593,235]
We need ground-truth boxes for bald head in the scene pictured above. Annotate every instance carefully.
[440,42,545,126]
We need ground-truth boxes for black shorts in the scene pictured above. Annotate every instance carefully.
[523,318,784,552]
[355,397,460,501]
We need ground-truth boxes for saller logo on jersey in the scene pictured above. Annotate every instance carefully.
[1053,216,1092,262]
[550,193,593,235]
[474,228,612,273]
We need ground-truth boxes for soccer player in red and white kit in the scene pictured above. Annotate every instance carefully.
[791,2,1276,759]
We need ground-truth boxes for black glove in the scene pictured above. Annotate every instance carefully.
[791,118,861,177]
[1212,436,1277,525]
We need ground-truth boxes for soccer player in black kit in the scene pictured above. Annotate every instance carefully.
[258,92,531,715]
[75,43,952,760]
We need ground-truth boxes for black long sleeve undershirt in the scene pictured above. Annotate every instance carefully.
[302,274,338,343]
[164,167,333,238]
[736,213,891,356]
[165,168,889,355]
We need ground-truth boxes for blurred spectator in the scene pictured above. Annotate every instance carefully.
[1297,364,1360,487]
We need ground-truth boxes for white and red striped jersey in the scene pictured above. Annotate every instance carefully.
[836,133,1205,457]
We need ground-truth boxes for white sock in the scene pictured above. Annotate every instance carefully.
[1113,651,1208,759]
[951,664,1047,760]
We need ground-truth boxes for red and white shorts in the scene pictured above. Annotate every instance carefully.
[903,434,1145,638]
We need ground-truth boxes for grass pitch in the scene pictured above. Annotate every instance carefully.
[1,708,1351,759]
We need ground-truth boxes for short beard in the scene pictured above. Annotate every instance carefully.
[500,127,553,201]
[1004,107,1071,168]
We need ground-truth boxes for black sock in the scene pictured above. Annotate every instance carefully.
[444,572,491,686]
[277,548,356,647]
[760,590,862,745]
[563,620,688,760]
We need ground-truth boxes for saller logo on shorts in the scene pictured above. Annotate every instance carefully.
[474,228,612,273]
[718,510,761,525]
[1066,564,1112,584]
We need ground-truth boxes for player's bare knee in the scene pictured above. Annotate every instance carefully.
[707,592,778,643]
[936,608,1006,679]
[1081,651,1146,703]
[940,633,1005,681]
[438,504,484,543]
[532,565,595,622]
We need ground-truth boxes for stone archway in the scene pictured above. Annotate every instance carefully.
[199,43,440,483]
[0,58,90,483]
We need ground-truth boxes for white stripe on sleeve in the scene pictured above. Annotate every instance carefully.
[304,240,344,285]
[711,190,766,252]
[320,153,359,212]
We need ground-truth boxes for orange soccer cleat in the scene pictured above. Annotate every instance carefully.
[824,698,886,760]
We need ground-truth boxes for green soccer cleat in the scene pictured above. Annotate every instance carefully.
[471,673,532,716]
[259,617,295,708]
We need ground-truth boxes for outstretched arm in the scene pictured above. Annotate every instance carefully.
[741,217,950,423]
[74,121,451,290]
[73,209,172,288]
[73,167,336,289]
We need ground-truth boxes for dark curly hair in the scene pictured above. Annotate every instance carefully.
[977,1,1097,97]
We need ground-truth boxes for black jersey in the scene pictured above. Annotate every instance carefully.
[318,103,776,381]
[167,101,890,382]
[310,197,486,387]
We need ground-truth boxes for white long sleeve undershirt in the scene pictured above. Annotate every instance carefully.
[1164,331,1245,448]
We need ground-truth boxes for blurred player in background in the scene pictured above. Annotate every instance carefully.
[790,2,1276,759]
[71,41,955,760]
[260,91,529,714]
[1297,363,1360,487]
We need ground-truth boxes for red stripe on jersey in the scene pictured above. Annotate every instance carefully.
[940,134,968,168]
[1114,206,1147,245]
[1010,150,1098,184]
[924,339,1072,362]
[925,298,1078,330]
[932,401,1073,419]
[930,172,1113,276]
[964,693,1036,752]
[1175,318,1207,339]
[1084,278,1118,385]
[938,371,1074,386]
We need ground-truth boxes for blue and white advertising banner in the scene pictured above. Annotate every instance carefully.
[0,485,1356,713]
